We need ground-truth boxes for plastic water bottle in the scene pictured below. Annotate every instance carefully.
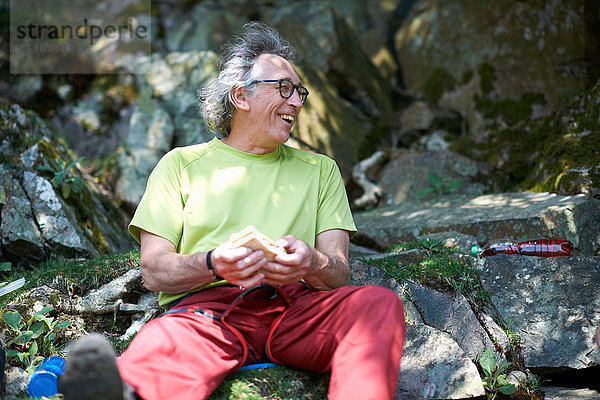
[471,239,573,258]
[26,356,65,398]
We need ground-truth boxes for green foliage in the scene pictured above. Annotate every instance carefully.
[479,348,516,400]
[0,261,11,272]
[0,251,140,308]
[478,63,497,95]
[424,68,456,103]
[416,172,463,199]
[498,320,522,347]
[108,332,137,356]
[37,156,84,199]
[365,239,486,298]
[209,366,329,400]
[391,238,449,254]
[3,307,70,374]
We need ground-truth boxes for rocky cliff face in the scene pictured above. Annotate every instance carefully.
[0,103,136,264]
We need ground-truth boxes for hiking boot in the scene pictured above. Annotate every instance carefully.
[58,333,134,400]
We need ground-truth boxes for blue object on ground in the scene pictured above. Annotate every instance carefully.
[238,362,281,371]
[27,356,65,398]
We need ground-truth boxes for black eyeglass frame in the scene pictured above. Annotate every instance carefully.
[250,78,309,104]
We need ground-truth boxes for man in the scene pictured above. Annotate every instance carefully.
[59,22,405,400]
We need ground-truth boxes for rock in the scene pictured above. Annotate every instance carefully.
[352,192,600,256]
[478,255,600,371]
[160,1,248,53]
[543,387,600,400]
[32,268,146,315]
[406,283,501,360]
[366,249,425,266]
[291,64,377,180]
[418,130,451,152]
[377,150,489,204]
[115,103,174,209]
[349,259,422,325]
[507,370,527,388]
[4,366,28,398]
[400,101,436,133]
[0,75,43,104]
[395,0,591,129]
[22,171,99,258]
[495,81,600,199]
[268,4,394,120]
[115,51,219,207]
[396,325,485,399]
[1,103,136,263]
[50,94,127,161]
[0,165,45,262]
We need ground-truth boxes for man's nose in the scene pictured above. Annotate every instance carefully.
[287,89,303,108]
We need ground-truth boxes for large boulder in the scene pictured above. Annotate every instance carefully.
[478,255,600,372]
[452,80,600,199]
[0,103,136,264]
[115,51,218,208]
[0,165,46,262]
[353,192,600,256]
[377,150,490,204]
[395,0,597,133]
[397,325,485,399]
[405,283,503,360]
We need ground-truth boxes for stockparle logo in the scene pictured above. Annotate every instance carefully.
[10,0,152,74]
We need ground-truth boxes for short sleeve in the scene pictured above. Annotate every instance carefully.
[128,150,185,247]
[316,159,357,237]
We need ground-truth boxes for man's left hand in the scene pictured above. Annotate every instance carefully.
[260,236,315,286]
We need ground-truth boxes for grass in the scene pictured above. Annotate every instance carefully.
[361,239,487,300]
[209,366,329,400]
[0,250,140,309]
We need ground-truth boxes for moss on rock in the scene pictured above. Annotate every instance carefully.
[450,80,600,195]
[424,68,456,104]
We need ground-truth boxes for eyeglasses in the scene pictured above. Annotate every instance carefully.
[250,78,309,104]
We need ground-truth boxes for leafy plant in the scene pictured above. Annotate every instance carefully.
[3,307,71,374]
[37,156,84,199]
[0,261,11,272]
[417,172,462,199]
[479,348,516,399]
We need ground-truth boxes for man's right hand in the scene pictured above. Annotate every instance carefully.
[211,240,267,288]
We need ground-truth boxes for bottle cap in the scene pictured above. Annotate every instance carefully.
[471,246,480,257]
[27,370,59,397]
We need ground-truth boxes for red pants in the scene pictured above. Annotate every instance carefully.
[117,283,405,400]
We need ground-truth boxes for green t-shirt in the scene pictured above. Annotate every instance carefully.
[129,137,357,307]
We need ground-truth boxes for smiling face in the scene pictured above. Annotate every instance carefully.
[227,53,304,154]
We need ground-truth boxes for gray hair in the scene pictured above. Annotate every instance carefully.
[199,22,296,135]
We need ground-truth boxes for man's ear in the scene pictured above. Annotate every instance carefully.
[231,86,251,111]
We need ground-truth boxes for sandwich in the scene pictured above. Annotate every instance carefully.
[230,225,287,260]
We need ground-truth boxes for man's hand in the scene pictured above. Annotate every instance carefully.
[211,241,266,288]
[259,230,351,290]
[259,236,314,286]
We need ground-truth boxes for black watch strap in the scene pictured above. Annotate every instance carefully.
[206,249,222,280]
